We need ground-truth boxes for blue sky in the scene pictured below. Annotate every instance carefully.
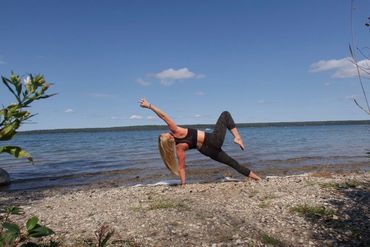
[1,0,369,131]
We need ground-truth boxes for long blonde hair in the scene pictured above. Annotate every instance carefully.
[158,134,179,176]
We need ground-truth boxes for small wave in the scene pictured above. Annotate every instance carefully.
[133,179,180,187]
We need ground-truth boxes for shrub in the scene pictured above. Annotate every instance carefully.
[0,206,55,247]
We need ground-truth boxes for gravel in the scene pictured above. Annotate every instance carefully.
[1,172,369,246]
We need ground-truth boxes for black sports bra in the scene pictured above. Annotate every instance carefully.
[173,128,198,149]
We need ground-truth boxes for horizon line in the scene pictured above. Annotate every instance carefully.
[19,119,370,134]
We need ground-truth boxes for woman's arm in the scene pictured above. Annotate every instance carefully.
[139,98,178,133]
[176,147,186,185]
[140,98,187,186]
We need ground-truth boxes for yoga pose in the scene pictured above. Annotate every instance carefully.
[139,99,261,185]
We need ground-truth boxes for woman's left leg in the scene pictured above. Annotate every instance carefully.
[231,128,245,150]
[210,111,245,150]
[209,111,235,148]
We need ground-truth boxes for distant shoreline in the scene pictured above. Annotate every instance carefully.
[19,119,370,134]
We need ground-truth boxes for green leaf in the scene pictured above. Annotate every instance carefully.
[0,238,5,247]
[0,120,20,140]
[9,73,21,85]
[28,225,54,238]
[0,232,16,246]
[26,216,39,231]
[0,146,33,163]
[2,222,20,243]
[0,126,16,140]
[1,76,19,101]
[2,222,20,233]
[15,81,22,99]
[33,74,45,86]
[12,110,30,120]
[4,104,20,119]
[36,93,57,100]
[2,206,23,215]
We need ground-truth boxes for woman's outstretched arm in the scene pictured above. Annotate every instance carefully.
[139,98,178,133]
[139,98,188,186]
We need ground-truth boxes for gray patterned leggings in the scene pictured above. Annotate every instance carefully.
[198,111,251,177]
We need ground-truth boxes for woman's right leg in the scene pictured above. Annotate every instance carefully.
[215,150,261,180]
[214,150,251,176]
[199,137,261,181]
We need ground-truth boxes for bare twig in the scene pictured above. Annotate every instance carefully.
[95,224,114,247]
[350,0,370,115]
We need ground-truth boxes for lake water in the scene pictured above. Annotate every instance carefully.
[0,123,369,191]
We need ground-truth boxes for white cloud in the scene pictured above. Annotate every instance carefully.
[310,57,370,78]
[310,57,352,72]
[65,109,74,113]
[129,115,143,120]
[147,116,156,120]
[194,114,202,118]
[136,78,151,86]
[155,68,197,86]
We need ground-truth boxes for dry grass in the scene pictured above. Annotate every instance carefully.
[291,204,335,219]
[320,179,367,190]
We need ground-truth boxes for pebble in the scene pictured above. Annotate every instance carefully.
[0,172,368,247]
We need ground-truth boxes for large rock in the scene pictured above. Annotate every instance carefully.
[0,168,10,186]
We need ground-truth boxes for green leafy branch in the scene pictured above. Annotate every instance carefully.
[0,72,56,162]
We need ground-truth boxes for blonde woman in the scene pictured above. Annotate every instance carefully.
[139,99,261,185]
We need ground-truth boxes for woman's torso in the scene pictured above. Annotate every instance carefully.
[173,127,205,150]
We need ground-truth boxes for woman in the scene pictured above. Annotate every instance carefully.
[139,99,261,185]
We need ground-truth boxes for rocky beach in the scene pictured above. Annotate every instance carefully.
[0,172,369,247]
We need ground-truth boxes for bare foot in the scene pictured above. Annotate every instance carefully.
[248,171,261,181]
[233,137,245,150]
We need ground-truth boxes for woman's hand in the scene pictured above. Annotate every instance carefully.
[139,98,178,133]
[139,98,151,109]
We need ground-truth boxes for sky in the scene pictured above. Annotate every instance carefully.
[1,0,369,131]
